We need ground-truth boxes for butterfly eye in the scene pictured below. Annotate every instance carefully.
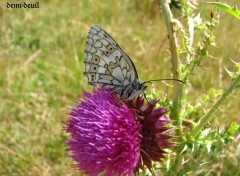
[137,84,143,90]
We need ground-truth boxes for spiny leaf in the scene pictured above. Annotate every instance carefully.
[207,2,240,19]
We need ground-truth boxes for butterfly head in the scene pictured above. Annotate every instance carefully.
[138,83,148,92]
[125,80,148,100]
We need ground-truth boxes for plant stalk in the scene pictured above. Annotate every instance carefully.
[190,73,240,139]
[159,0,182,133]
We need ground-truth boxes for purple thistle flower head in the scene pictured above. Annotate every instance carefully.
[125,97,175,173]
[65,89,141,176]
[65,89,175,175]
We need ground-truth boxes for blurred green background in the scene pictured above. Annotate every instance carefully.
[0,0,239,175]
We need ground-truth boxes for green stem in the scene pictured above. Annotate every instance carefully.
[159,0,182,133]
[190,74,240,139]
[159,1,184,172]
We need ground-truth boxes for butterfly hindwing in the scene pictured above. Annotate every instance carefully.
[84,25,138,90]
[84,25,147,100]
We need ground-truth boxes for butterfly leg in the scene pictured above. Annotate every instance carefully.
[114,88,127,104]
[114,86,134,104]
[109,86,122,94]
[143,92,149,103]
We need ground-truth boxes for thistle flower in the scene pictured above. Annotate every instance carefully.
[65,89,175,176]
[65,90,141,176]
[125,97,175,174]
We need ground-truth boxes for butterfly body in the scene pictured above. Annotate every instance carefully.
[84,25,146,100]
[120,78,147,100]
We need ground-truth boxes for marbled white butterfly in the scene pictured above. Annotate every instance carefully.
[84,25,147,100]
[84,25,182,100]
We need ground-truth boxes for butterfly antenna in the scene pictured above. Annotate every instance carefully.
[143,78,184,84]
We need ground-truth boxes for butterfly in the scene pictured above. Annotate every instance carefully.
[83,25,147,100]
[84,25,183,101]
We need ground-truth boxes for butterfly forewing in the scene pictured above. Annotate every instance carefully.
[84,25,144,99]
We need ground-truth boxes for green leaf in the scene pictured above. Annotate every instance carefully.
[207,2,240,19]
[227,122,238,135]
